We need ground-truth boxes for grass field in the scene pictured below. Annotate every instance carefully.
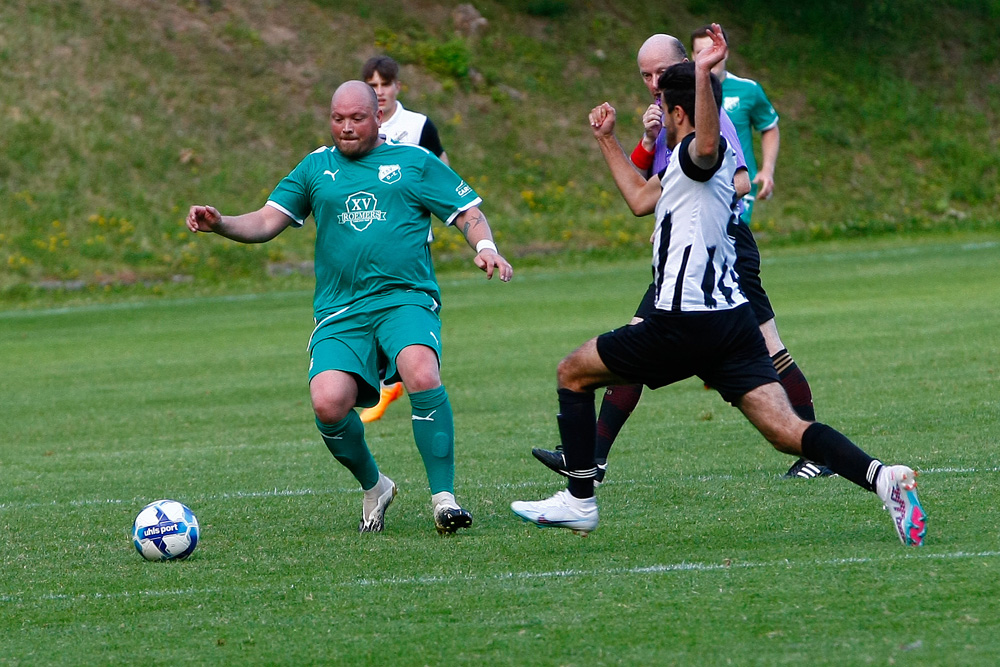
[2,235,1000,665]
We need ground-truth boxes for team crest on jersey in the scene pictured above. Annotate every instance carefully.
[723,96,740,112]
[338,191,387,231]
[378,164,402,184]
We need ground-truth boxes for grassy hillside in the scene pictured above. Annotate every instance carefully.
[1,0,997,300]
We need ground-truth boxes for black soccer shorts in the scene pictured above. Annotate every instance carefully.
[597,303,780,404]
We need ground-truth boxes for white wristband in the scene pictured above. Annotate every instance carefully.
[475,239,498,254]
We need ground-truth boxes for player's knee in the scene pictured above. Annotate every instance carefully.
[396,346,441,392]
[312,400,351,425]
[556,357,585,391]
[310,388,355,424]
[402,366,440,393]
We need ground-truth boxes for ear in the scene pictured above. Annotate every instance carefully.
[671,104,687,126]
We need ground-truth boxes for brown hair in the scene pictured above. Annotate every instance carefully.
[691,24,730,51]
[361,55,400,83]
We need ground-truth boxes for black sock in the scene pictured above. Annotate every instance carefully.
[772,349,816,421]
[557,388,597,499]
[801,422,882,492]
[595,383,642,463]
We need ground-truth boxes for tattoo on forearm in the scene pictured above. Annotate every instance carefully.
[462,212,486,238]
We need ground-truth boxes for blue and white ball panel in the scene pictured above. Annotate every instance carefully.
[132,499,199,561]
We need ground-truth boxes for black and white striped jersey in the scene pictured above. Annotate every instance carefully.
[651,134,746,313]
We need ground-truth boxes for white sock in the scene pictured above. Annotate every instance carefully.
[875,465,892,501]
[563,491,596,509]
[363,473,392,515]
[432,491,457,510]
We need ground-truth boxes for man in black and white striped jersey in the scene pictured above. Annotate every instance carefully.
[511,25,926,548]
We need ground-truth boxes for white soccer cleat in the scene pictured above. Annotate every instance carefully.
[359,474,397,533]
[510,489,599,536]
[875,465,927,546]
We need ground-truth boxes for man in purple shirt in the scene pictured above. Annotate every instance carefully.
[533,32,831,482]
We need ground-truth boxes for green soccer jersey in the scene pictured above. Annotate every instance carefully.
[720,73,779,185]
[266,141,482,318]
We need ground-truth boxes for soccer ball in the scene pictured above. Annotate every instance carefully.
[132,499,199,561]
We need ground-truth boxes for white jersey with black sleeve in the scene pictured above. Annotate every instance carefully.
[651,133,745,313]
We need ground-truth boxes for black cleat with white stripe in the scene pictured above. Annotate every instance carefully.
[531,448,606,485]
[784,457,836,479]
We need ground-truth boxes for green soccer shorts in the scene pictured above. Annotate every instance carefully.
[307,291,443,408]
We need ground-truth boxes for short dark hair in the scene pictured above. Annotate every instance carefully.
[690,24,729,51]
[657,62,722,126]
[361,55,399,83]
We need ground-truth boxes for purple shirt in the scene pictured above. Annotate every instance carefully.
[653,108,747,174]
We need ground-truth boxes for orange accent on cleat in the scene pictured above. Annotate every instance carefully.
[360,382,405,423]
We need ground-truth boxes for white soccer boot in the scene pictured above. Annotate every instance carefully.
[510,489,599,536]
[359,473,397,533]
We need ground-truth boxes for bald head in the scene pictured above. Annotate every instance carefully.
[329,80,383,157]
[637,34,688,99]
[638,34,687,65]
[332,80,379,113]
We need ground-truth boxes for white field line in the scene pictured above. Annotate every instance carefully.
[3,550,999,605]
[0,466,994,513]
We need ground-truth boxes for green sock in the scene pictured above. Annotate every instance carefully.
[409,385,454,495]
[315,411,380,490]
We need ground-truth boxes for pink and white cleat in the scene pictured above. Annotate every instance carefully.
[876,465,927,546]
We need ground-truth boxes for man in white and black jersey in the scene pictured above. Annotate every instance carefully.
[360,55,452,423]
[511,25,926,548]
[363,55,450,165]
[532,30,829,482]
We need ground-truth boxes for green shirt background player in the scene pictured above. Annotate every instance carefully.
[186,81,513,535]
[692,24,779,224]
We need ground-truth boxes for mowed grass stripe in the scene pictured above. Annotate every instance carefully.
[1,237,994,321]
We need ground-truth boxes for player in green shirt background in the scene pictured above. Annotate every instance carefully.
[186,81,512,535]
[692,24,780,225]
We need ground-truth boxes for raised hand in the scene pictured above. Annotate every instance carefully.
[589,102,617,138]
[694,23,727,72]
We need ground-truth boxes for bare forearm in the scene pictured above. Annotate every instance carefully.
[759,127,779,177]
[456,207,495,248]
[455,206,513,282]
[734,170,751,198]
[212,207,290,244]
[597,134,657,216]
[693,69,720,160]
